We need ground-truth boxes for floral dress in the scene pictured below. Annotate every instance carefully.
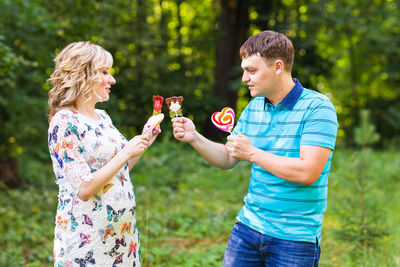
[48,109,140,267]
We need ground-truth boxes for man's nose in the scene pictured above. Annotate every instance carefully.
[242,72,249,83]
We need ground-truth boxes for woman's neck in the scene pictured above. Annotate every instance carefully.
[72,96,99,120]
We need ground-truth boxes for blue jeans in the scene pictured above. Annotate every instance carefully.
[222,222,321,267]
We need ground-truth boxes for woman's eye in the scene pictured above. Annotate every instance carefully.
[103,71,108,75]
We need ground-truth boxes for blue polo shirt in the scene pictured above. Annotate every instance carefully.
[232,79,338,244]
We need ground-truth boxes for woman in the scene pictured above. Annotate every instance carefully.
[48,41,157,266]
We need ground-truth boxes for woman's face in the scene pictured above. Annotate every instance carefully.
[94,67,116,102]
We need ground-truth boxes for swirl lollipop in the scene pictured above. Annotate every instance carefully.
[211,107,235,133]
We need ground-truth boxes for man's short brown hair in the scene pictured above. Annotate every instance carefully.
[240,30,294,72]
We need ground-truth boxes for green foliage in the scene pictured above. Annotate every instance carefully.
[1,0,400,179]
[0,0,53,163]
[246,0,400,146]
[0,37,21,155]
[1,1,400,265]
[326,148,400,265]
[382,106,400,148]
[0,0,218,176]
[0,183,57,266]
[333,112,388,264]
[354,110,380,147]
[1,144,400,266]
[305,0,400,145]
[333,150,389,261]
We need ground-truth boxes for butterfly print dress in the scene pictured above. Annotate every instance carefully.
[48,109,140,267]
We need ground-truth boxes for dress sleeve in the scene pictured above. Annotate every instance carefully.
[48,112,94,194]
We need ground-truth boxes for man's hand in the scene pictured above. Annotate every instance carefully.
[172,117,196,143]
[226,134,256,162]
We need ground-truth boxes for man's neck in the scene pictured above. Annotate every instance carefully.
[268,75,295,106]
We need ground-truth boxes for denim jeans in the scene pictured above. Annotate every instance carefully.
[222,222,321,267]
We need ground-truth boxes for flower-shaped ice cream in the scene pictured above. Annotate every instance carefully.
[152,95,164,115]
[165,96,184,118]
[169,101,181,112]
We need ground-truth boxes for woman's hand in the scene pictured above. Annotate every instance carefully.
[123,135,150,159]
[147,126,161,147]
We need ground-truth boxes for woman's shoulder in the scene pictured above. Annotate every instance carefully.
[50,108,71,121]
[49,108,78,128]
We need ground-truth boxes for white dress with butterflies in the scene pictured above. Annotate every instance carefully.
[48,109,140,267]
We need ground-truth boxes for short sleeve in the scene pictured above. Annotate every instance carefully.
[98,109,113,124]
[301,99,339,150]
[48,111,94,194]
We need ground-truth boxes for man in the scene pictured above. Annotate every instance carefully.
[172,30,338,266]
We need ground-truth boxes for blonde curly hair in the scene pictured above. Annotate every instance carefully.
[48,41,113,123]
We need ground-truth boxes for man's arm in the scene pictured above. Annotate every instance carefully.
[226,134,331,185]
[172,117,239,169]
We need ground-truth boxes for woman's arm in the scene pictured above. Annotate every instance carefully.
[77,135,149,200]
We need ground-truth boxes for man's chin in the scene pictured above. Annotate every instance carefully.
[250,91,259,97]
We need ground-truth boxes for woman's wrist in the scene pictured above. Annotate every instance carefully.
[119,148,132,163]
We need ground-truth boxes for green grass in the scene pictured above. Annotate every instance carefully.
[1,142,399,266]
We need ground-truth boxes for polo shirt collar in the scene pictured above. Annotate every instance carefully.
[264,79,304,110]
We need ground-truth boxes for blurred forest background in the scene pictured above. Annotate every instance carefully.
[1,0,399,266]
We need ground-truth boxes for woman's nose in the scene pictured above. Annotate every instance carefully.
[109,75,116,85]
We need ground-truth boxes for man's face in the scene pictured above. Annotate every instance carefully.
[241,55,276,98]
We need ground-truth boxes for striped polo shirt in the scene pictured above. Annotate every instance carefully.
[232,79,338,244]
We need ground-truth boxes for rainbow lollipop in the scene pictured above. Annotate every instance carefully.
[144,113,164,135]
[211,107,235,133]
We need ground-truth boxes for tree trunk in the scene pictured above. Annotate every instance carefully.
[214,0,248,109]
[136,0,147,86]
[176,0,184,67]
[0,157,21,188]
[205,0,249,139]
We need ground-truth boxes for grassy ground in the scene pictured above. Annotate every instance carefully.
[1,141,399,266]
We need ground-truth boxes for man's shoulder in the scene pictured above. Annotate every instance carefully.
[301,88,331,101]
[299,88,335,108]
[298,89,338,127]
[246,97,265,109]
